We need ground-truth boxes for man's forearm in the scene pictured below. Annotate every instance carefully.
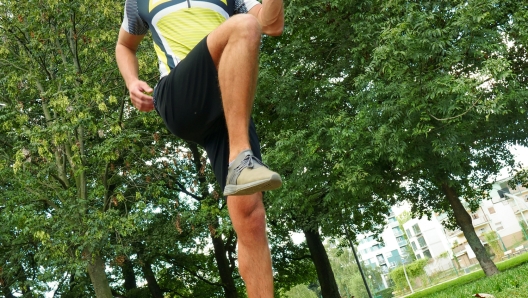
[115,43,141,88]
[258,0,284,35]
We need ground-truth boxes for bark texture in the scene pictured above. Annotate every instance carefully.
[304,228,340,298]
[141,260,164,298]
[121,257,137,291]
[442,182,499,276]
[87,254,113,298]
[210,225,239,298]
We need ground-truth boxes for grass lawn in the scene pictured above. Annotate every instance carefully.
[404,252,528,298]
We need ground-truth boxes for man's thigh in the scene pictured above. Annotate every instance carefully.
[154,37,223,144]
[206,14,261,68]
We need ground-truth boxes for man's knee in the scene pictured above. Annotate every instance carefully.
[238,206,267,238]
[230,14,262,44]
[230,194,267,235]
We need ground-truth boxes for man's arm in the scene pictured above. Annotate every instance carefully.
[249,0,284,36]
[115,28,154,112]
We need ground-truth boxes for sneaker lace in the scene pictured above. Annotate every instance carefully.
[230,154,267,184]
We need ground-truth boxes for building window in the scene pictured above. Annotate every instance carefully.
[411,241,417,251]
[376,254,385,264]
[412,224,422,235]
[423,249,432,258]
[417,236,427,248]
[406,228,412,238]
[416,254,422,259]
[367,244,382,253]
[392,226,403,237]
[488,207,496,214]
[380,264,388,273]
[471,213,479,219]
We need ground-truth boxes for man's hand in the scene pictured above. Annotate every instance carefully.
[128,80,154,112]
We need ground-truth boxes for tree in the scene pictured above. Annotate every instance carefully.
[350,0,528,276]
[328,246,379,298]
[0,0,163,295]
[255,0,410,295]
[256,0,402,296]
[257,0,528,282]
[283,284,318,298]
[0,1,337,296]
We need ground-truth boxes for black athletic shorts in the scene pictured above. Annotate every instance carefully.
[153,36,262,192]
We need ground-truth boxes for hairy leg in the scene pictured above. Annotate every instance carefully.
[227,193,273,297]
[207,14,262,162]
[207,15,273,296]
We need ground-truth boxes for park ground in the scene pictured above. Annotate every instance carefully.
[402,252,528,298]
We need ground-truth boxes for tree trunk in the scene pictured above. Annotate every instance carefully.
[122,257,137,292]
[210,223,239,298]
[87,254,113,298]
[141,260,164,298]
[442,182,500,276]
[303,228,340,298]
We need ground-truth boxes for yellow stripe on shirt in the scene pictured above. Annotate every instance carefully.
[156,7,226,60]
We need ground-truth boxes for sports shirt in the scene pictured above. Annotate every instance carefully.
[121,0,260,78]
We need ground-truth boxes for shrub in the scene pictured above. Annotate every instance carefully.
[375,287,394,298]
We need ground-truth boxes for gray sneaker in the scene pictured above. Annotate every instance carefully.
[223,150,282,196]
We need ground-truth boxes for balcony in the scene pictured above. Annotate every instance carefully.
[453,244,466,256]
[512,204,528,214]
[446,228,463,237]
[472,216,489,227]
[452,237,488,257]
[398,239,408,247]
[436,213,448,222]
[388,220,400,228]
[393,230,404,237]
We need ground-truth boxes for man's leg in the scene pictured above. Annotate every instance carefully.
[204,120,273,297]
[206,14,274,296]
[207,14,261,162]
[207,14,281,197]
[228,192,273,297]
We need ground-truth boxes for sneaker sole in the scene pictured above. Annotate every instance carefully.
[223,174,282,196]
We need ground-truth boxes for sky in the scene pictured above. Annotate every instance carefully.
[497,145,528,180]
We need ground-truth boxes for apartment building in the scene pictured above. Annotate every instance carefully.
[403,214,451,260]
[358,177,528,277]
[357,209,411,288]
[402,179,528,268]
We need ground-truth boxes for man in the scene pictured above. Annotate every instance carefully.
[115,0,284,296]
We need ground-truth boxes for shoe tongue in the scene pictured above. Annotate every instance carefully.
[232,149,252,165]
[239,149,252,159]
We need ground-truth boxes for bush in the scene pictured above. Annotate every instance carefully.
[389,258,429,291]
[374,287,394,298]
